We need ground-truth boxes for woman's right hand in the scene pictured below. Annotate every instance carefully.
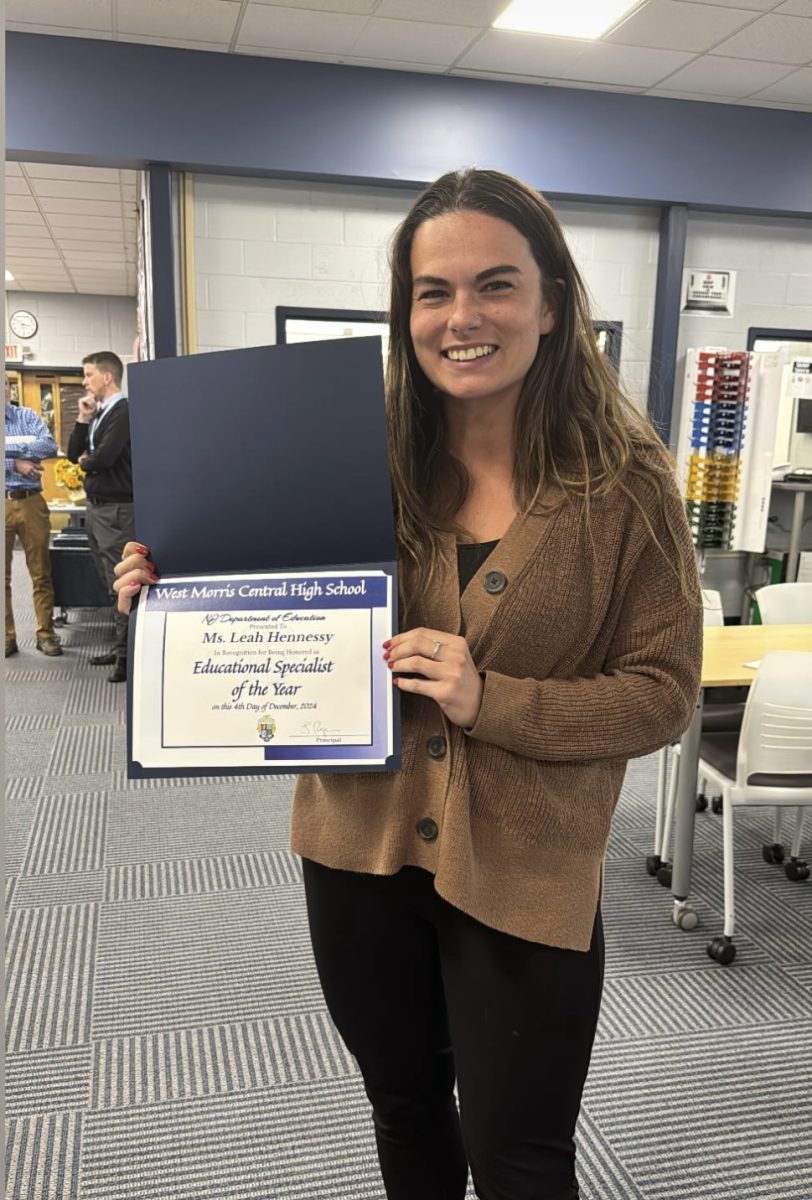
[113,542,159,614]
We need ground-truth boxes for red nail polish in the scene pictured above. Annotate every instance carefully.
[382,640,391,649]
[144,561,156,572]
[147,573,159,583]
[134,544,148,555]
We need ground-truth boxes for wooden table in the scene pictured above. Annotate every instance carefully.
[670,623,812,927]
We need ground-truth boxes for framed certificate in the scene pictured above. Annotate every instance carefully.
[129,565,399,777]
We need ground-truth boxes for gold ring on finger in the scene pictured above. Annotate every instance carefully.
[429,639,443,660]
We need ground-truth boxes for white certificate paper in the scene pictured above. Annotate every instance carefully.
[130,568,396,773]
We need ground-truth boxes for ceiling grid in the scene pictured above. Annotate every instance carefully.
[5,0,810,296]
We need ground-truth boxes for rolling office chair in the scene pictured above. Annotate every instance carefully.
[754,582,812,874]
[647,590,746,886]
[691,652,812,965]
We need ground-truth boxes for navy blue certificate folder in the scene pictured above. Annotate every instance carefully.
[127,337,395,573]
[126,336,399,778]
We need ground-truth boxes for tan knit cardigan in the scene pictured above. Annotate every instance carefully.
[291,472,703,951]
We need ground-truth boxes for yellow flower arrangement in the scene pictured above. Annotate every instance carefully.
[54,458,86,493]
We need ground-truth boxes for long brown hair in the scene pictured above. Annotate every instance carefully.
[385,168,695,603]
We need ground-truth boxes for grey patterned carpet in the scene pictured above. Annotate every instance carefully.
[5,550,812,1199]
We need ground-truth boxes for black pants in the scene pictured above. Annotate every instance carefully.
[302,859,604,1200]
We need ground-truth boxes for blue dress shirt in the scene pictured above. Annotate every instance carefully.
[4,404,59,493]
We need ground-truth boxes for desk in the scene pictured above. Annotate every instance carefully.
[670,623,812,928]
[771,481,812,582]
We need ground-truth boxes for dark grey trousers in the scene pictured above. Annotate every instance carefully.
[86,501,136,656]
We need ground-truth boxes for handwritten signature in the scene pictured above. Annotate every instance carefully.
[300,720,340,737]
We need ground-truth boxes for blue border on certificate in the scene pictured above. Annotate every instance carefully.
[127,561,400,779]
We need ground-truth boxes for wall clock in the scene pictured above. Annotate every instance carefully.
[9,310,39,340]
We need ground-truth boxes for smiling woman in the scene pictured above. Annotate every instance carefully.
[409,211,556,417]
[114,167,703,1200]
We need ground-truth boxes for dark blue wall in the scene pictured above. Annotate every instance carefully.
[7,33,812,216]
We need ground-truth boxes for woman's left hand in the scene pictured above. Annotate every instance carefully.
[384,627,484,729]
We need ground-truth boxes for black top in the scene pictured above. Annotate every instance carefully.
[457,539,500,594]
[67,399,133,503]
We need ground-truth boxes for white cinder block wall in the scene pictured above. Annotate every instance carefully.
[192,175,658,410]
[5,292,137,367]
[677,212,812,364]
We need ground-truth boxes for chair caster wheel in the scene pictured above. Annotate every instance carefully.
[707,936,736,965]
[785,859,810,882]
[656,864,673,888]
[710,796,723,815]
[645,855,662,876]
[672,905,698,931]
[696,793,709,812]
[762,842,785,865]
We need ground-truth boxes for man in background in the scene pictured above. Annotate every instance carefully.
[68,351,134,683]
[5,378,62,657]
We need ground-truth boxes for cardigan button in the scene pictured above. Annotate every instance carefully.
[483,570,507,595]
[426,735,447,759]
[416,818,438,842]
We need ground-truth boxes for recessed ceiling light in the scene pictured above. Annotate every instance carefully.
[494,0,643,39]
[5,270,15,282]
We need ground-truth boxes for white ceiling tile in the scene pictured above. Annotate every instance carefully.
[47,214,124,231]
[5,178,32,196]
[455,29,588,75]
[558,43,696,87]
[712,13,812,62]
[6,233,58,247]
[22,163,121,183]
[251,0,379,9]
[450,67,640,88]
[374,0,506,23]
[5,162,23,176]
[51,228,126,245]
[607,0,759,52]
[117,0,241,41]
[10,248,63,260]
[338,56,447,72]
[741,96,812,107]
[650,53,795,93]
[38,198,123,216]
[31,179,122,202]
[6,22,111,38]
[61,244,126,255]
[648,87,744,100]
[6,213,49,228]
[776,0,812,13]
[233,44,350,60]
[14,283,74,294]
[746,63,812,100]
[6,0,112,31]
[237,6,368,52]
[116,32,230,50]
[350,17,478,65]
[677,0,782,9]
[70,273,128,282]
[6,195,39,212]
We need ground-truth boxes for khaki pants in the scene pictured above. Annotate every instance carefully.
[5,492,56,641]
